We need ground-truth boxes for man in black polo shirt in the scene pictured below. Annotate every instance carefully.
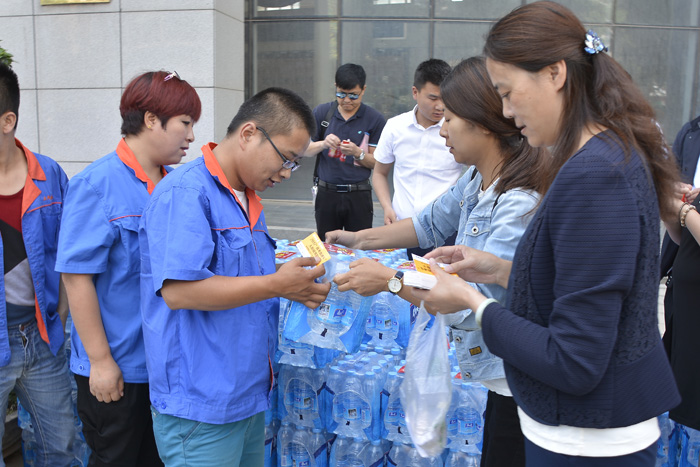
[304,63,386,240]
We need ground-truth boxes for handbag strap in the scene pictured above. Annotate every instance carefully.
[313,101,339,185]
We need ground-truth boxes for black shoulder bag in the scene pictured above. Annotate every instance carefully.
[313,101,339,187]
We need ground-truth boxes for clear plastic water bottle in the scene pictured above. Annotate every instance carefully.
[387,442,409,467]
[307,256,363,346]
[333,370,371,438]
[330,435,351,467]
[278,421,294,467]
[369,293,399,346]
[446,382,485,453]
[279,298,316,368]
[292,425,313,467]
[363,439,385,467]
[336,456,364,467]
[404,444,444,466]
[445,448,479,467]
[455,405,482,447]
[310,428,328,467]
[339,437,367,466]
[445,375,462,444]
[282,366,323,428]
[383,370,410,444]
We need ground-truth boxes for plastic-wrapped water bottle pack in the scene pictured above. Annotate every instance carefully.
[265,241,487,467]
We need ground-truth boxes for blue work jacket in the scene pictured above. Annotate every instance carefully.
[56,140,168,383]
[139,143,279,424]
[0,139,67,366]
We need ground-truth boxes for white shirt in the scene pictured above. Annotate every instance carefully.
[518,408,660,457]
[233,188,248,215]
[693,153,700,187]
[373,107,463,220]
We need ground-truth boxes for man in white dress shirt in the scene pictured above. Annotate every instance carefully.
[372,59,463,256]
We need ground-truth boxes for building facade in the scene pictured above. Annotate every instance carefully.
[1,0,699,196]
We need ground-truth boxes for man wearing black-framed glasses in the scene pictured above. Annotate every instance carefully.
[138,87,330,467]
[303,63,386,241]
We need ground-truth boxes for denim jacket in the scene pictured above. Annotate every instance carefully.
[412,166,539,382]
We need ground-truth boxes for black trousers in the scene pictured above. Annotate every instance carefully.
[315,186,373,241]
[481,391,526,467]
[75,375,163,467]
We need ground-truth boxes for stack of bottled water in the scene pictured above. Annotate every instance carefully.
[272,241,492,466]
[325,350,392,441]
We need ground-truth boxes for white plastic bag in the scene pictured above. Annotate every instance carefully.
[399,301,452,457]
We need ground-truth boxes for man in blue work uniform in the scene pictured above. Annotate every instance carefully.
[0,59,74,465]
[139,87,331,466]
[304,63,386,241]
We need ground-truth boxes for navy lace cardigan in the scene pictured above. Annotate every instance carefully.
[482,133,680,428]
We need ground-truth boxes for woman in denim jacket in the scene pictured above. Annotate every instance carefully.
[328,56,546,467]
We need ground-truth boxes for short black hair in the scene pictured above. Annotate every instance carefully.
[226,87,315,138]
[414,58,451,90]
[335,63,366,90]
[0,62,20,129]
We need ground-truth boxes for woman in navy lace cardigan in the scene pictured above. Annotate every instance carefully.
[414,2,681,466]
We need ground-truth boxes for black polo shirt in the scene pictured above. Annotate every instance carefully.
[312,102,386,184]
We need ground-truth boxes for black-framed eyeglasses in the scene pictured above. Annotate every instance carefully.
[257,127,300,172]
[335,91,360,100]
[164,71,180,81]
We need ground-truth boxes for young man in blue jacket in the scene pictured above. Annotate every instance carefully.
[139,87,330,466]
[0,59,74,465]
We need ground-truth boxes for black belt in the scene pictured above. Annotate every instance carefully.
[318,180,371,193]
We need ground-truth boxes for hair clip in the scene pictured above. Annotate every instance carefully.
[584,30,608,55]
[164,71,180,82]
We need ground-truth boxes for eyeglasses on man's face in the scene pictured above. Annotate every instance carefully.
[335,91,360,100]
[257,127,300,172]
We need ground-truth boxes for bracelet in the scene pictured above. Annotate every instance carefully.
[680,204,697,227]
[678,202,688,225]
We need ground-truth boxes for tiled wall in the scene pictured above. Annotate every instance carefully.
[1,0,244,177]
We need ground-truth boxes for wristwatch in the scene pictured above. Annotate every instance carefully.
[355,150,365,161]
[387,270,404,294]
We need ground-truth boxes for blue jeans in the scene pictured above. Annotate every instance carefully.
[0,320,75,467]
[152,408,264,467]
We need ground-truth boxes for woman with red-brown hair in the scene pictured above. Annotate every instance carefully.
[56,71,201,466]
[415,2,681,465]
